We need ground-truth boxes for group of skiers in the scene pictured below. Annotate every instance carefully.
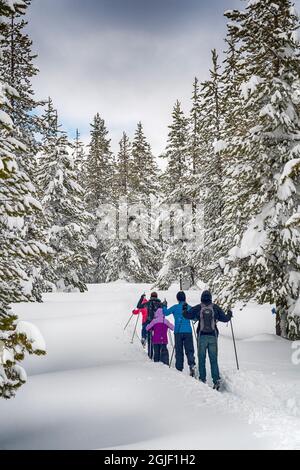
[131,290,233,390]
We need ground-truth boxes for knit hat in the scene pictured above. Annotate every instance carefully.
[201,290,212,305]
[177,291,186,302]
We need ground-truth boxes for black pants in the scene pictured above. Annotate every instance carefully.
[153,344,169,365]
[141,322,148,340]
[175,333,195,371]
[147,330,153,359]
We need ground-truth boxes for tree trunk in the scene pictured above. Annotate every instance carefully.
[276,311,281,337]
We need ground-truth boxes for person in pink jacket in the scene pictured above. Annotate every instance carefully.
[132,297,148,348]
[146,308,174,365]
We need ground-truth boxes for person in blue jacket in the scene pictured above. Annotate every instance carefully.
[163,291,196,377]
[183,290,232,390]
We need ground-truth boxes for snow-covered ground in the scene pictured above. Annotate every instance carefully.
[0,283,299,450]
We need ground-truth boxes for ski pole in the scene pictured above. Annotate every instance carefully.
[124,314,134,331]
[169,343,175,369]
[131,314,140,344]
[169,316,184,369]
[192,321,199,376]
[135,330,141,342]
[192,321,197,343]
[168,330,174,349]
[230,318,239,371]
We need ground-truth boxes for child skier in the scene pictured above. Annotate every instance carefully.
[137,292,164,359]
[132,297,148,348]
[146,307,174,365]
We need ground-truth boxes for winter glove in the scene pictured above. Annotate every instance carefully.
[227,309,233,319]
[162,299,168,307]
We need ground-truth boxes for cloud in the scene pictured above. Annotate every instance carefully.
[26,0,296,155]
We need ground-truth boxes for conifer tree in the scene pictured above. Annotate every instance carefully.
[215,34,251,294]
[0,0,42,173]
[0,0,48,300]
[193,50,225,291]
[186,77,206,286]
[131,122,159,200]
[105,132,148,282]
[131,122,162,280]
[116,131,132,198]
[73,129,86,172]
[0,0,47,399]
[85,114,113,207]
[156,101,191,288]
[38,106,92,292]
[72,129,86,191]
[189,77,203,178]
[83,114,114,282]
[220,0,300,339]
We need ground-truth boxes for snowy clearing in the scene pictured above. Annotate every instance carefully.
[0,283,299,450]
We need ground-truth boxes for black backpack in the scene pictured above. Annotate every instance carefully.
[199,303,216,334]
[147,299,161,321]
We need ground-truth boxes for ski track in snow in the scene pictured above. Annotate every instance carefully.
[0,283,299,450]
[221,371,300,450]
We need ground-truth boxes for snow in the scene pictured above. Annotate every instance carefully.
[247,0,261,5]
[280,158,300,183]
[15,321,46,352]
[6,216,24,230]
[213,139,227,154]
[23,195,43,211]
[0,283,299,450]
[286,213,300,227]
[229,204,272,259]
[0,109,13,128]
[289,271,300,296]
[3,0,26,12]
[292,297,300,317]
[278,178,296,201]
[240,75,262,100]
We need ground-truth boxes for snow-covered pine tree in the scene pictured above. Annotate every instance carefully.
[83,113,114,282]
[40,97,58,140]
[131,121,159,199]
[105,131,148,282]
[212,34,251,295]
[130,122,162,281]
[189,77,203,178]
[186,77,206,287]
[73,129,86,173]
[156,100,191,289]
[0,0,47,399]
[72,128,87,194]
[0,0,48,301]
[0,0,42,176]
[192,50,225,292]
[85,113,113,208]
[220,0,300,339]
[38,106,92,292]
[116,131,132,199]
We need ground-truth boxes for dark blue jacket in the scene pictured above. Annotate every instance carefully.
[183,303,232,336]
[137,296,163,322]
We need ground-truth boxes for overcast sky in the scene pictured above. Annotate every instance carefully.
[26,0,300,155]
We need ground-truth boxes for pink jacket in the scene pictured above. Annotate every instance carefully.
[146,308,174,345]
[132,298,148,324]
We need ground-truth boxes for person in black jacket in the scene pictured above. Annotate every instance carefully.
[137,292,165,360]
[183,290,232,390]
